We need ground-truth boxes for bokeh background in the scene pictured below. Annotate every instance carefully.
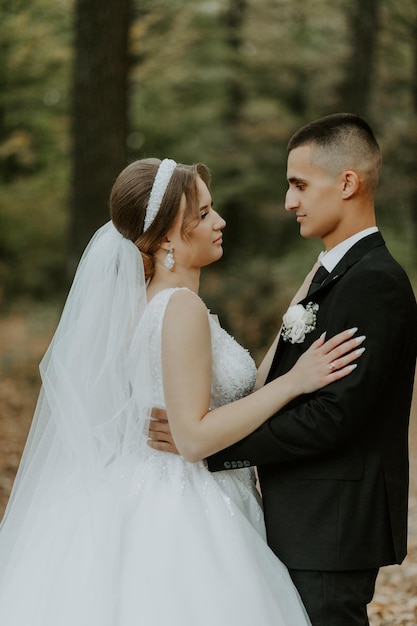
[0,1,416,623]
[1,0,416,353]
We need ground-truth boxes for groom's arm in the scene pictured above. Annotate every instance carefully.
[206,378,358,471]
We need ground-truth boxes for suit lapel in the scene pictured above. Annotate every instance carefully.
[300,232,386,303]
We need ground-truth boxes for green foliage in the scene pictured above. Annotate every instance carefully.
[0,170,69,302]
[0,0,71,177]
[0,0,416,355]
[0,0,71,302]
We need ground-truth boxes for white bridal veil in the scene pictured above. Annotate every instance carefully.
[0,221,154,621]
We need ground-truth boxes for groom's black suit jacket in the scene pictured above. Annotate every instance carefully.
[208,233,417,571]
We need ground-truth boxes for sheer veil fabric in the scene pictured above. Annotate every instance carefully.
[0,222,154,622]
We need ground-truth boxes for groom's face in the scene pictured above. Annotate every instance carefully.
[285,144,344,249]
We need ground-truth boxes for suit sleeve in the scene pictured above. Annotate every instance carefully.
[207,265,417,472]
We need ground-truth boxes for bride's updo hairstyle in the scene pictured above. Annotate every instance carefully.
[110,158,210,279]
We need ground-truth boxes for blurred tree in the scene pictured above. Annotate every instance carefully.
[411,13,417,262]
[369,0,417,265]
[0,0,71,301]
[278,0,309,118]
[219,0,248,255]
[223,0,247,127]
[0,2,10,170]
[68,0,131,274]
[0,0,69,182]
[339,0,381,117]
[413,18,417,113]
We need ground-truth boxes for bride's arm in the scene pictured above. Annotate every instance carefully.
[161,290,363,463]
[255,262,320,389]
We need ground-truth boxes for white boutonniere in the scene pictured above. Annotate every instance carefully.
[282,302,319,344]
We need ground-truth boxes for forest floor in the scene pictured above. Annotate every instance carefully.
[0,307,416,624]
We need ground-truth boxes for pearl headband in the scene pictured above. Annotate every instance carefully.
[143,158,177,232]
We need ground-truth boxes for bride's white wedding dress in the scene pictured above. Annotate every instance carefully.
[0,284,311,625]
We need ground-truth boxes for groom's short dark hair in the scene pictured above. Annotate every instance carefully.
[287,113,382,193]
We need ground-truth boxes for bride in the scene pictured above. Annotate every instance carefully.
[0,158,364,625]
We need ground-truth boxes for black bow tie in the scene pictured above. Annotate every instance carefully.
[307,265,329,295]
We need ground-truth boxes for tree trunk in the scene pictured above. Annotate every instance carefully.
[68,0,131,274]
[220,0,247,256]
[223,0,246,126]
[339,0,381,117]
[411,17,417,264]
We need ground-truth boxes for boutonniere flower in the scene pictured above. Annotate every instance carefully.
[282,302,319,344]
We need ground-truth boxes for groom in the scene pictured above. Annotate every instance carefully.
[151,113,417,626]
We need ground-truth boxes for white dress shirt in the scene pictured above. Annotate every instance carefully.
[319,227,379,273]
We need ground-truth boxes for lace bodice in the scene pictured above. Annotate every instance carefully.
[145,288,257,409]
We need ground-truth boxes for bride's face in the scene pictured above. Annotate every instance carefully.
[170,176,226,270]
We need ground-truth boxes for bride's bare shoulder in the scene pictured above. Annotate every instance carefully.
[161,290,209,342]
[165,288,207,319]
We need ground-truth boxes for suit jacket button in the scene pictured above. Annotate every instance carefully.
[231,461,237,468]
[224,461,231,469]
[243,460,250,467]
[237,461,243,468]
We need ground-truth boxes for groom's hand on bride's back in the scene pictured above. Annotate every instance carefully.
[147,407,179,455]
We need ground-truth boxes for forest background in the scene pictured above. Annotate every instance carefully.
[1,0,417,357]
[1,2,417,623]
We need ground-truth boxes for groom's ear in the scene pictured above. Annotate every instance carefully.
[341,170,360,199]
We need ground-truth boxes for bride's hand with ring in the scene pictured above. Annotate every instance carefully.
[288,328,366,396]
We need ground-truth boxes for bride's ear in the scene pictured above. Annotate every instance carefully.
[159,237,172,253]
